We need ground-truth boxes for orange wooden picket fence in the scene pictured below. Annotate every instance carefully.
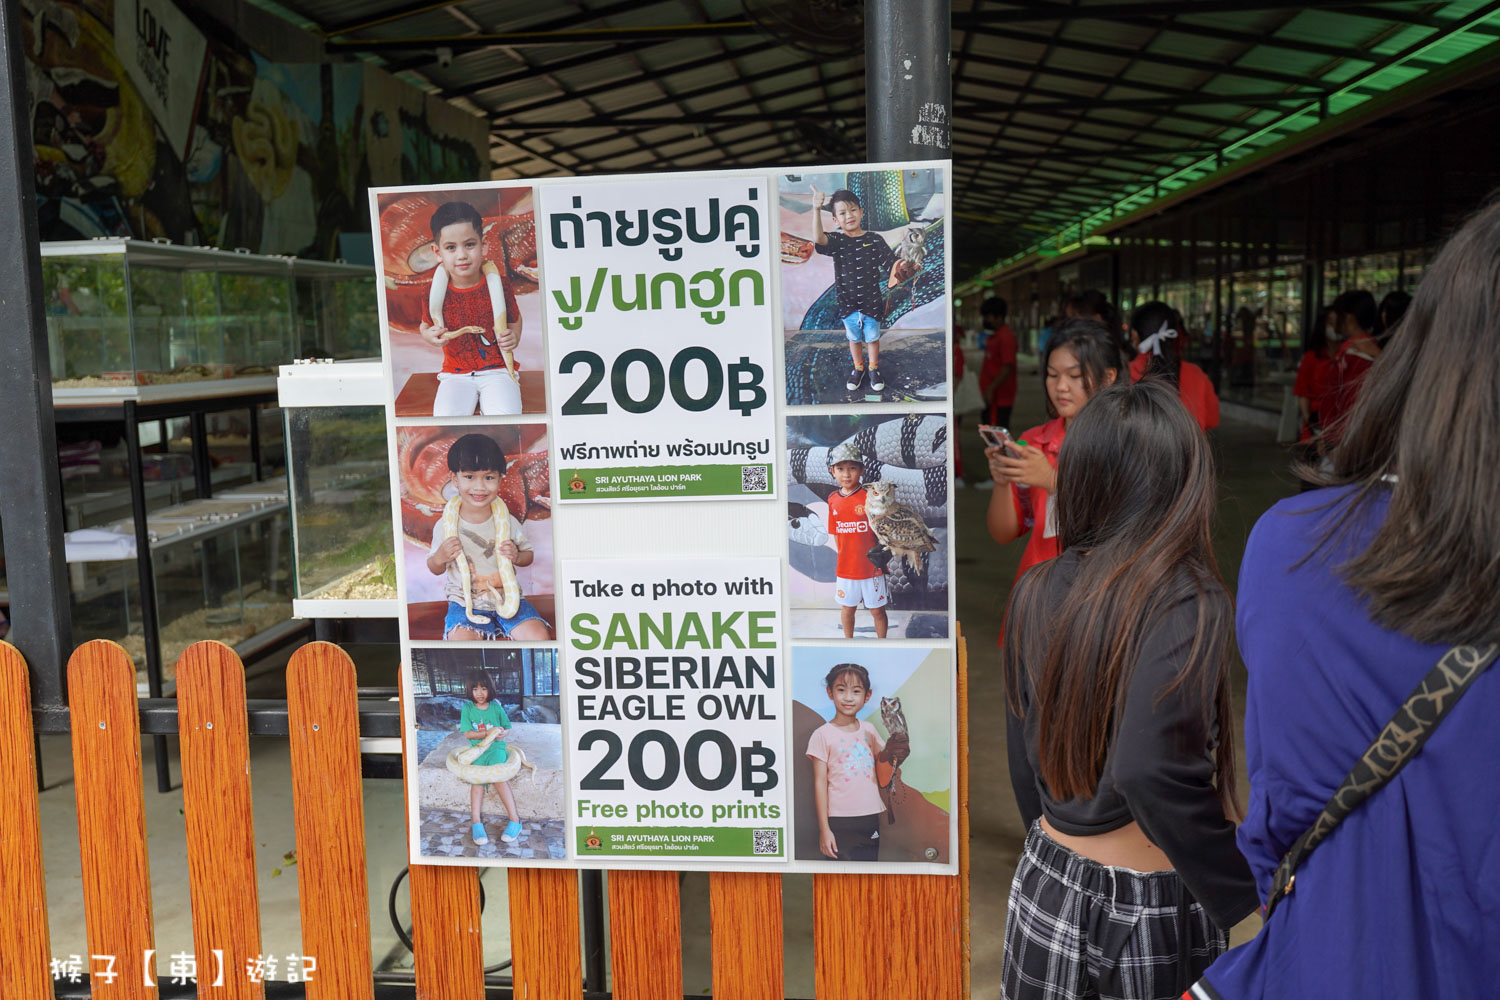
[0,638,969,999]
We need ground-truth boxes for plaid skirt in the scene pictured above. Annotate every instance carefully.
[1002,822,1229,1000]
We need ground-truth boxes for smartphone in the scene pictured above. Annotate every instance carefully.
[979,424,1022,456]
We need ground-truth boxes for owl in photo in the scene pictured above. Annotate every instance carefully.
[864,480,938,583]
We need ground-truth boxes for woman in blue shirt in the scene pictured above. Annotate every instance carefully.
[1193,200,1500,998]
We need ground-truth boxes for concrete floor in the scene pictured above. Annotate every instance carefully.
[32,368,1299,997]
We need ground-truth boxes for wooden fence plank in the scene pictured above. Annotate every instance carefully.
[815,635,969,999]
[608,869,681,1000]
[0,642,53,999]
[68,639,158,998]
[893,875,962,998]
[813,873,881,999]
[176,641,265,999]
[509,868,583,1000]
[398,673,484,1000]
[286,642,373,999]
[709,872,782,1000]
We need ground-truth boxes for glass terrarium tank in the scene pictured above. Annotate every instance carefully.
[296,264,381,360]
[150,510,292,670]
[67,498,292,687]
[280,360,397,615]
[41,239,376,392]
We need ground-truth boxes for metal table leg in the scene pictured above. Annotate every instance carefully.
[124,402,172,793]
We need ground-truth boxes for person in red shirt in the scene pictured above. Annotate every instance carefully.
[1293,308,1335,443]
[1317,289,1381,447]
[419,201,524,416]
[825,442,888,639]
[979,297,1020,429]
[985,319,1126,586]
[1125,301,1219,432]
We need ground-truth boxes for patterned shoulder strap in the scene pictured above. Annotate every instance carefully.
[1266,642,1499,918]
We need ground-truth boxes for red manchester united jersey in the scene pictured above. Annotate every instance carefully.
[827,486,881,580]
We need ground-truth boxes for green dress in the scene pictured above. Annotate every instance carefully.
[459,700,511,768]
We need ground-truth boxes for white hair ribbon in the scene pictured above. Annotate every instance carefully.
[1137,326,1178,356]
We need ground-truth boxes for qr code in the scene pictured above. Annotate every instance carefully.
[740,464,769,493]
[752,828,780,856]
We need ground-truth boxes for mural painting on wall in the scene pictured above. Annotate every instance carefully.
[21,0,488,257]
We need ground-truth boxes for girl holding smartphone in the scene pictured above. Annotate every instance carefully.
[984,318,1126,583]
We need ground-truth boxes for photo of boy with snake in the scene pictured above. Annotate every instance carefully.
[375,184,545,418]
[423,432,551,641]
[419,201,524,416]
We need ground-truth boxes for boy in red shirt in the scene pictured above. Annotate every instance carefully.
[825,443,888,639]
[419,201,524,416]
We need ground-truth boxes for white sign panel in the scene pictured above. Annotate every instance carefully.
[564,557,786,861]
[371,160,958,874]
[541,177,777,503]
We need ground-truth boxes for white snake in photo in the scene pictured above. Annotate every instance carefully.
[445,726,537,785]
[442,495,521,623]
[429,259,517,381]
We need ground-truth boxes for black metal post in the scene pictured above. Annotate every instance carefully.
[249,404,263,482]
[0,0,72,712]
[865,0,952,162]
[580,869,606,992]
[191,410,213,499]
[124,403,172,792]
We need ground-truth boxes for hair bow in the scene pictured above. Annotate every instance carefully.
[1137,326,1178,356]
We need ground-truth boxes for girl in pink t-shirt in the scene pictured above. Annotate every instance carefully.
[806,662,909,861]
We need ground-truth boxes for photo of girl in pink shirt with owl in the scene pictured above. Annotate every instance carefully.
[805,662,910,862]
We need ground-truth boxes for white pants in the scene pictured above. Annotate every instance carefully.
[433,369,522,417]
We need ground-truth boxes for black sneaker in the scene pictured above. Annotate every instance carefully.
[846,367,865,390]
[868,366,885,391]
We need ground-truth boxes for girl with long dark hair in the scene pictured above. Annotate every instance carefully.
[1001,380,1257,1000]
[984,318,1125,584]
[1190,200,1500,1000]
[1128,300,1220,431]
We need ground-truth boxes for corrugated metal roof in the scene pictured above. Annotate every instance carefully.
[259,0,1500,274]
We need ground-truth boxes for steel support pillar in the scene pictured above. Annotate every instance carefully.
[0,0,72,712]
[866,0,952,162]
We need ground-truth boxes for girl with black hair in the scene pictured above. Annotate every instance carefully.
[1001,380,1256,1000]
[458,669,524,847]
[1128,300,1220,431]
[984,318,1125,585]
[806,663,909,861]
[1376,288,1411,345]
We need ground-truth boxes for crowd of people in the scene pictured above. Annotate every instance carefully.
[980,198,1500,1000]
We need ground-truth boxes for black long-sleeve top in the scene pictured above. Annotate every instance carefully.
[1004,549,1259,930]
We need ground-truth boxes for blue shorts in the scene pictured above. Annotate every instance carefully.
[443,599,548,640]
[841,311,883,343]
